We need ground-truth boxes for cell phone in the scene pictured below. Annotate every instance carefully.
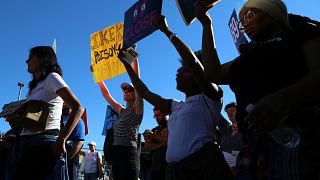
[123,47,139,64]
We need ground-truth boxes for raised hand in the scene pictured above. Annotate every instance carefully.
[153,15,170,32]
[194,0,219,25]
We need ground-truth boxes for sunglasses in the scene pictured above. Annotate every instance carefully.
[122,86,134,92]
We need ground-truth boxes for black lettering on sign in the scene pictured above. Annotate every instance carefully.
[91,33,100,50]
[93,43,122,64]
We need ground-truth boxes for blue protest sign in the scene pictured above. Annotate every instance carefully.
[102,105,119,135]
[124,0,163,47]
[228,9,248,53]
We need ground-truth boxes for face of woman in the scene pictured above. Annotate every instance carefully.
[175,66,197,93]
[122,86,135,102]
[26,53,41,75]
[240,8,278,41]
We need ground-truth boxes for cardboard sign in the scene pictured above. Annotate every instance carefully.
[90,22,126,82]
[228,9,248,53]
[102,105,119,136]
[124,0,163,47]
[0,99,51,131]
[176,0,219,26]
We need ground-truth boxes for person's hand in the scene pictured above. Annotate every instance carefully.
[153,15,169,32]
[51,138,66,157]
[245,93,289,133]
[194,0,219,25]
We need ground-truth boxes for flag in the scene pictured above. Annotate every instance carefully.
[81,108,89,135]
[102,105,118,135]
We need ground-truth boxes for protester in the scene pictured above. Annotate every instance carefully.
[195,0,320,179]
[218,102,243,172]
[143,107,168,180]
[80,141,103,180]
[118,15,234,180]
[62,103,85,180]
[4,46,84,179]
[93,59,144,180]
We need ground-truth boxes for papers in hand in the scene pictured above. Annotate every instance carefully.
[123,47,139,64]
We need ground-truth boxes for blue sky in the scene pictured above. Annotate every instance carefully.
[0,0,319,151]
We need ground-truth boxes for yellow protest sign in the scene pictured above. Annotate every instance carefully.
[90,22,125,82]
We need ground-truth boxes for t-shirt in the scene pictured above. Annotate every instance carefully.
[113,105,143,147]
[151,125,168,172]
[166,94,222,163]
[84,151,102,174]
[21,73,68,135]
[229,23,320,132]
[62,115,85,141]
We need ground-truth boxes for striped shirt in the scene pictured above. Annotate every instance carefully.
[113,105,143,147]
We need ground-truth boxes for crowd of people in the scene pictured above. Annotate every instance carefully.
[0,0,320,179]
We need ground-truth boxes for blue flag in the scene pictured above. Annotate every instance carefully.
[102,105,119,135]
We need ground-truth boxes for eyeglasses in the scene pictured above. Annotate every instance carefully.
[239,8,257,30]
[122,86,134,92]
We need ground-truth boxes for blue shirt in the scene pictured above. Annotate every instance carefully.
[62,116,85,141]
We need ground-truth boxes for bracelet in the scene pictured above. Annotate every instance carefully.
[169,33,177,42]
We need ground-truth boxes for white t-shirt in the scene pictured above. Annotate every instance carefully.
[166,94,222,163]
[21,72,68,135]
[84,151,102,173]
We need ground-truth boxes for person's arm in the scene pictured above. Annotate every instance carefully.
[154,15,220,100]
[118,52,172,115]
[131,59,144,115]
[97,152,103,178]
[52,87,84,156]
[67,140,84,162]
[194,1,233,85]
[79,150,85,157]
[97,81,123,114]
[247,36,320,132]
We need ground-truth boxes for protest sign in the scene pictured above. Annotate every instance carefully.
[176,0,219,26]
[228,9,248,53]
[124,0,162,47]
[90,22,125,82]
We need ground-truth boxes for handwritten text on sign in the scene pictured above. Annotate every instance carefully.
[90,22,126,82]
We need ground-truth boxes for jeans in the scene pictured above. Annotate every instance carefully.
[5,134,58,180]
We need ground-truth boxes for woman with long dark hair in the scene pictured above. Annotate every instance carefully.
[5,46,84,179]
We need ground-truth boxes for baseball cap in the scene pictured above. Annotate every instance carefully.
[88,141,96,146]
[120,82,134,89]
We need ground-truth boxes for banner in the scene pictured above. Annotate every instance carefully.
[228,9,248,53]
[124,0,162,47]
[90,22,125,82]
[102,105,119,135]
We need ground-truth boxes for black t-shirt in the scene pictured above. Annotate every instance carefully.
[150,125,167,172]
[228,22,320,133]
